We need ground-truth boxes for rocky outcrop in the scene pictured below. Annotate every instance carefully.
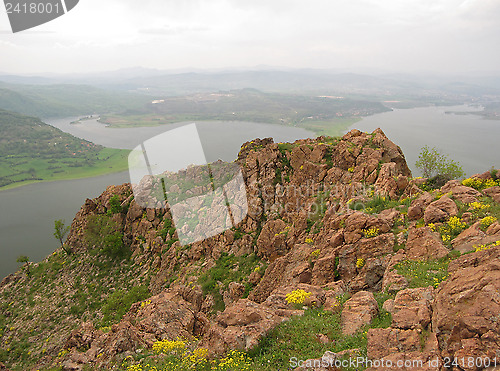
[341,291,379,336]
[432,246,500,364]
[6,131,500,371]
[62,287,208,368]
[201,298,302,356]
[423,196,458,224]
[405,227,449,260]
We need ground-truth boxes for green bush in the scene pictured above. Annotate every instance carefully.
[101,285,150,326]
[415,146,465,179]
[84,214,128,258]
[107,195,123,214]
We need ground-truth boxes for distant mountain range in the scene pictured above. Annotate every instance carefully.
[2,68,500,100]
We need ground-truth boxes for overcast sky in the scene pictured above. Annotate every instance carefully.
[1,0,500,75]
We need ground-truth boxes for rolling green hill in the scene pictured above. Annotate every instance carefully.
[0,109,130,189]
[0,82,151,118]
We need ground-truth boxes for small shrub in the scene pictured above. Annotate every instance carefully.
[416,145,465,179]
[101,285,150,326]
[107,195,123,214]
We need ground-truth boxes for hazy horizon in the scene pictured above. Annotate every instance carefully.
[1,0,500,75]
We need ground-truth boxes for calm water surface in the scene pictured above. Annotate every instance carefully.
[349,105,499,177]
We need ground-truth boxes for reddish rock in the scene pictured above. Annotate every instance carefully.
[367,328,420,359]
[391,287,434,330]
[341,291,379,336]
[311,254,339,286]
[350,256,391,293]
[382,252,409,294]
[423,196,458,224]
[405,227,449,260]
[452,222,500,253]
[432,246,500,362]
[263,284,326,310]
[249,244,315,303]
[407,192,434,220]
[201,299,302,356]
[256,219,289,259]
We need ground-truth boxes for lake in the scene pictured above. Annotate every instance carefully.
[349,105,500,177]
[0,120,313,279]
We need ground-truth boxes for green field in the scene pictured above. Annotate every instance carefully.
[0,110,130,190]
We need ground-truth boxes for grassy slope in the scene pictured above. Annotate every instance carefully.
[0,110,130,190]
[0,83,151,118]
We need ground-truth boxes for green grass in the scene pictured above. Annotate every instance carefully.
[198,253,262,313]
[0,109,131,190]
[394,257,452,289]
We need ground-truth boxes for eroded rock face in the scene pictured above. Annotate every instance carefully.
[201,298,302,356]
[423,196,458,224]
[432,246,500,363]
[341,291,379,336]
[391,287,434,330]
[257,219,289,259]
[405,227,449,260]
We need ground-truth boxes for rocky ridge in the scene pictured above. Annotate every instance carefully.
[1,129,500,370]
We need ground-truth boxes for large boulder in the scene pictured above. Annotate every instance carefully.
[423,196,458,224]
[341,291,379,336]
[432,246,500,363]
[201,299,302,356]
[405,227,449,260]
